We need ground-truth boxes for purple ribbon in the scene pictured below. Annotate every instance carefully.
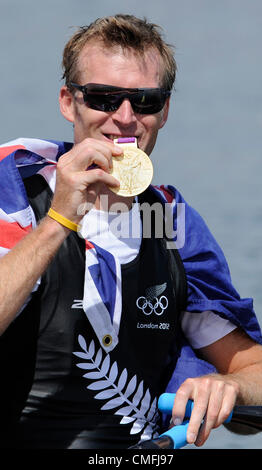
[116,137,136,144]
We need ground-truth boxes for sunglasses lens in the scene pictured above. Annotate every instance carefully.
[82,87,168,114]
[84,94,121,112]
[131,91,165,114]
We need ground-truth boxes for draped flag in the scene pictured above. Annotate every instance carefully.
[0,138,122,351]
[1,137,261,353]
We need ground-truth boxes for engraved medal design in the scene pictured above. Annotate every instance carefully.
[110,137,153,197]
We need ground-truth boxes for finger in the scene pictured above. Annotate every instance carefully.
[82,138,124,157]
[215,383,237,427]
[194,380,237,447]
[194,385,224,446]
[186,393,209,444]
[75,138,123,157]
[172,380,195,427]
[85,139,123,167]
[58,139,122,172]
[60,149,113,176]
[80,167,120,188]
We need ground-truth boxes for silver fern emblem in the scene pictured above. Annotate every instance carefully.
[73,335,159,439]
[145,282,167,301]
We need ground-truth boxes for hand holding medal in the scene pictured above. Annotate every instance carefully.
[109,137,153,197]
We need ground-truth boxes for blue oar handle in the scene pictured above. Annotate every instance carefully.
[131,396,262,449]
[158,392,233,423]
[156,393,233,449]
[158,393,194,418]
[160,420,190,449]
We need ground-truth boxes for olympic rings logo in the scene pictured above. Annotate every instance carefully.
[136,295,168,316]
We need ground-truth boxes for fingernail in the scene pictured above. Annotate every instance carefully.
[187,432,197,443]
[173,418,182,426]
[114,146,123,153]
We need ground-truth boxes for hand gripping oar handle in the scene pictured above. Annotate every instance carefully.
[129,392,232,450]
[158,393,262,431]
[155,392,233,449]
[130,393,262,449]
[158,392,233,422]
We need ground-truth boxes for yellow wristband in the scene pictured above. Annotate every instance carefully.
[47,208,79,232]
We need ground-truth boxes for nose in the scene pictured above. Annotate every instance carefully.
[112,98,137,126]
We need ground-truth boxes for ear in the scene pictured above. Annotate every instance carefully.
[59,85,75,123]
[159,96,170,129]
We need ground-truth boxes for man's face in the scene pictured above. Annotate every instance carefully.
[60,43,170,156]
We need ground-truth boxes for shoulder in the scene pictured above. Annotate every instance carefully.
[151,184,217,249]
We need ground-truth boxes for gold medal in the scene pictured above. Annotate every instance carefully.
[109,138,153,197]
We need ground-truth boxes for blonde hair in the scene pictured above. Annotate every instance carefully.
[62,14,177,91]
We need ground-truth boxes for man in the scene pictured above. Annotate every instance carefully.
[0,14,262,449]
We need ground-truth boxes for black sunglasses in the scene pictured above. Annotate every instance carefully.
[70,82,171,115]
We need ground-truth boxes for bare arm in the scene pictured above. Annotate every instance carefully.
[0,138,121,334]
[0,217,69,334]
[199,327,262,405]
[171,328,262,446]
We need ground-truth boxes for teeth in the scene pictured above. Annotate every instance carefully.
[107,135,137,141]
[108,135,121,141]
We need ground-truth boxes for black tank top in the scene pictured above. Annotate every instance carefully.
[0,175,187,449]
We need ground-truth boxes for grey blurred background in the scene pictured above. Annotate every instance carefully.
[1,0,261,448]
